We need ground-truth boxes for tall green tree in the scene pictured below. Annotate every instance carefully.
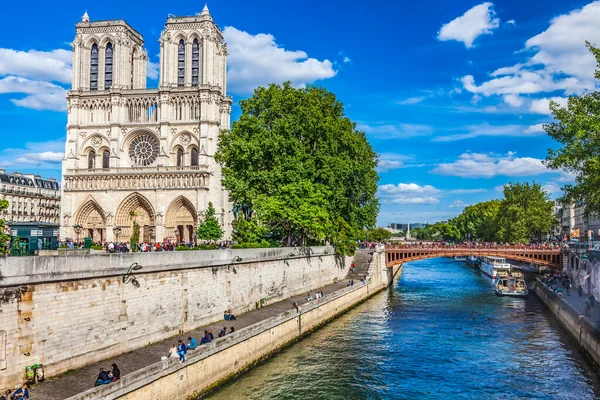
[451,200,501,241]
[496,182,555,243]
[196,202,224,242]
[0,199,10,255]
[216,82,380,254]
[544,42,600,217]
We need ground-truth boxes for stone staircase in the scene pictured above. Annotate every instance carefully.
[347,249,372,280]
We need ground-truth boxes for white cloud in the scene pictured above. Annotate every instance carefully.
[343,56,351,63]
[529,96,568,115]
[431,152,550,178]
[437,2,500,48]
[461,2,600,101]
[449,188,487,194]
[432,123,544,142]
[542,182,561,194]
[223,26,337,93]
[0,48,72,84]
[147,60,159,80]
[0,76,67,111]
[524,123,546,134]
[376,160,404,173]
[0,139,64,171]
[506,20,516,26]
[358,123,433,139]
[378,183,441,205]
[397,96,426,105]
[557,171,576,183]
[449,200,470,208]
[503,94,524,107]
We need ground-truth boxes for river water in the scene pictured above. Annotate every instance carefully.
[206,258,600,399]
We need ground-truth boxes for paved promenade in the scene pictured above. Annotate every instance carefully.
[548,280,600,326]
[30,251,371,400]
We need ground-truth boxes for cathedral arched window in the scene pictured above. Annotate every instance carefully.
[105,42,113,89]
[192,39,199,86]
[191,148,198,166]
[102,150,110,169]
[177,148,184,167]
[88,151,96,169]
[90,43,99,90]
[178,40,185,87]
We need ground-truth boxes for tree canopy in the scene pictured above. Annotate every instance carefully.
[451,200,500,242]
[496,182,556,243]
[216,82,379,254]
[544,42,600,218]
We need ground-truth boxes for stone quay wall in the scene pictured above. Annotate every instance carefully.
[534,280,600,372]
[0,247,350,390]
[67,246,398,400]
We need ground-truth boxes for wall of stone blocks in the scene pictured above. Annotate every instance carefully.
[0,247,349,389]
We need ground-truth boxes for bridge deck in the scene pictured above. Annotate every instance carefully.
[385,246,563,268]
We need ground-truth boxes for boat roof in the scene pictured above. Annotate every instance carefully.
[484,256,506,261]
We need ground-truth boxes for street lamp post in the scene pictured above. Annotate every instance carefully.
[113,226,122,242]
[122,262,143,288]
[73,224,83,243]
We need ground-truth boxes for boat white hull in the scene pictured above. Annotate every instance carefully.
[494,289,528,297]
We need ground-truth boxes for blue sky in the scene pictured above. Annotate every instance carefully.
[0,0,597,226]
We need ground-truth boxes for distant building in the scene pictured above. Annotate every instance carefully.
[0,170,60,252]
[387,222,426,231]
[0,170,60,225]
[560,201,600,241]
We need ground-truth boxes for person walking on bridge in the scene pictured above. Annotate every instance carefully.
[563,278,570,296]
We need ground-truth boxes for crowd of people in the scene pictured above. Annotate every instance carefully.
[59,240,234,252]
[387,241,565,249]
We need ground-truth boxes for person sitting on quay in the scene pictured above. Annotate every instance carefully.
[200,330,212,345]
[0,389,11,400]
[166,344,179,360]
[306,294,314,301]
[9,384,29,400]
[224,309,237,321]
[229,326,235,334]
[219,327,227,337]
[293,302,300,313]
[177,340,187,363]
[347,280,354,287]
[111,363,120,381]
[95,368,112,386]
[188,336,197,350]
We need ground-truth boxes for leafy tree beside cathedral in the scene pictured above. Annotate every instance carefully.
[196,202,224,242]
[216,82,380,255]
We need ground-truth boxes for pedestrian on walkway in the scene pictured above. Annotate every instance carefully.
[578,285,584,297]
[564,278,571,296]
[176,340,187,363]
[585,298,591,317]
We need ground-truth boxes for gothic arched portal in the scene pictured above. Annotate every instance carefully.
[115,192,156,242]
[165,196,197,243]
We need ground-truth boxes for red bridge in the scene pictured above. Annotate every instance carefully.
[385,245,563,269]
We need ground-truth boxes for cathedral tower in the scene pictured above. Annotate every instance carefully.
[61,8,233,243]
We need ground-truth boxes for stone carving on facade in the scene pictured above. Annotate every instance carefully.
[179,133,192,145]
[64,214,70,226]
[91,136,103,147]
[80,132,87,138]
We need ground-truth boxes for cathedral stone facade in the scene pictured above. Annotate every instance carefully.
[61,7,232,243]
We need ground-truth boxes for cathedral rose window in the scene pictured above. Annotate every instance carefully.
[129,134,159,166]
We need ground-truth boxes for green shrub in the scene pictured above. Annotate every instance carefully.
[231,241,272,249]
[91,245,104,250]
[175,246,192,251]
[197,244,218,250]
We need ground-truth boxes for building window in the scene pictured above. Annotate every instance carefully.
[191,148,198,166]
[90,43,99,90]
[178,40,185,87]
[105,42,113,89]
[192,39,199,86]
[88,151,96,169]
[177,148,184,167]
[102,150,110,168]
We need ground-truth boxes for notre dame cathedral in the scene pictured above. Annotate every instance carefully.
[60,6,233,243]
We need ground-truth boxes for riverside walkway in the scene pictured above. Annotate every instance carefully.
[30,251,372,400]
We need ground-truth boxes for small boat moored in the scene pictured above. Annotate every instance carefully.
[494,270,528,297]
[466,255,480,269]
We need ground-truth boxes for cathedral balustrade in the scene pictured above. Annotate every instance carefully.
[63,171,211,191]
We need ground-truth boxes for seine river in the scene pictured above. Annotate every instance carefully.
[206,258,600,399]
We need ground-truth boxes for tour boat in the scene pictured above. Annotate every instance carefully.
[494,270,528,297]
[480,256,511,279]
[466,255,480,269]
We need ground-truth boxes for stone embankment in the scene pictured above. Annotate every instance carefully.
[32,247,398,399]
[534,280,600,373]
[0,247,350,391]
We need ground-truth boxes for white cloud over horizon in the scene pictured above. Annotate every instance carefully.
[431,151,550,178]
[378,183,441,205]
[432,123,545,142]
[0,139,64,173]
[359,123,433,139]
[437,2,500,48]
[224,26,337,93]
